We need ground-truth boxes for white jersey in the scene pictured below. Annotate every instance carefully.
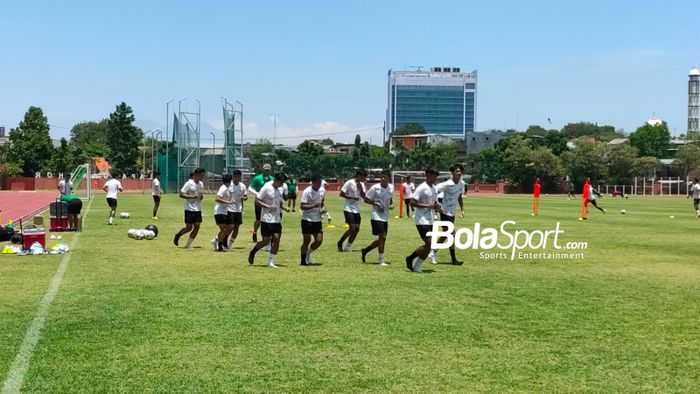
[588,185,597,201]
[258,182,283,223]
[58,179,72,196]
[341,179,364,214]
[214,184,232,216]
[413,182,438,225]
[402,182,415,199]
[152,178,162,196]
[691,183,700,199]
[301,186,325,222]
[181,179,203,212]
[436,178,465,216]
[227,182,248,213]
[365,183,394,222]
[104,179,122,199]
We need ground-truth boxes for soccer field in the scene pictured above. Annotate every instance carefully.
[1,193,698,392]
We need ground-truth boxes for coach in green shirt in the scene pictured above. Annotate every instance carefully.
[250,163,273,242]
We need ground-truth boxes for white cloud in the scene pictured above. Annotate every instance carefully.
[241,120,381,145]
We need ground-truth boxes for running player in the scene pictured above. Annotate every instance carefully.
[429,164,465,265]
[248,172,287,268]
[103,173,123,225]
[226,169,248,249]
[152,171,163,219]
[688,178,700,217]
[587,180,605,215]
[337,169,367,252]
[249,163,273,242]
[360,170,394,266]
[299,174,325,265]
[213,173,234,252]
[173,167,205,248]
[402,176,415,218]
[405,167,440,273]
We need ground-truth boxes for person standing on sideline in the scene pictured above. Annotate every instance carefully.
[248,163,273,242]
[103,173,123,225]
[212,173,234,252]
[533,178,541,216]
[152,172,163,219]
[337,169,367,252]
[567,179,576,199]
[226,170,248,249]
[249,172,287,268]
[406,168,440,273]
[687,178,700,217]
[428,164,465,265]
[299,174,325,265]
[173,167,205,248]
[286,176,298,212]
[360,170,394,266]
[58,177,73,197]
[401,176,415,218]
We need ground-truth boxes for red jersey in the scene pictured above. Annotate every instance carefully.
[534,183,541,197]
[582,182,590,199]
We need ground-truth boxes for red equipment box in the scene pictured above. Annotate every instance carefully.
[50,217,69,232]
[22,227,46,249]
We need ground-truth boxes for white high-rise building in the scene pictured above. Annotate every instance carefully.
[688,67,699,133]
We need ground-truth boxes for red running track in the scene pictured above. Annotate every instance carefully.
[0,191,59,226]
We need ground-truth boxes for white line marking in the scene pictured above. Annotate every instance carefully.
[1,197,94,394]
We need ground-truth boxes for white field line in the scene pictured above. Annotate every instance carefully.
[1,196,94,394]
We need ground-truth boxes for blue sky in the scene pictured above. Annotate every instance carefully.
[2,1,698,145]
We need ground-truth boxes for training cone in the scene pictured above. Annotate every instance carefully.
[249,230,253,234]
[578,218,583,221]
[669,215,675,219]
[394,216,399,219]
[342,223,349,228]
[326,224,336,229]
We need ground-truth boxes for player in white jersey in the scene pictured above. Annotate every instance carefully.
[213,173,234,252]
[401,177,415,218]
[174,167,205,248]
[299,174,326,265]
[225,170,248,249]
[360,170,394,266]
[429,164,466,265]
[405,168,440,273]
[688,178,700,217]
[152,172,163,219]
[248,172,287,268]
[58,178,73,196]
[103,173,124,225]
[337,169,368,252]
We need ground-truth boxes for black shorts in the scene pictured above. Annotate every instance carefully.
[215,214,229,225]
[255,205,262,220]
[344,211,361,225]
[371,220,388,236]
[153,195,161,203]
[184,210,202,224]
[261,222,282,237]
[67,199,82,214]
[439,213,455,222]
[438,198,443,204]
[106,198,118,209]
[229,212,242,225]
[416,225,432,239]
[694,198,700,205]
[301,219,322,234]
[288,192,297,200]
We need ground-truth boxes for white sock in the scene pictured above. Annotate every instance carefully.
[344,242,353,252]
[185,237,194,248]
[268,253,277,267]
[378,253,384,263]
[414,258,424,272]
[429,250,437,264]
[306,249,314,263]
[108,217,113,224]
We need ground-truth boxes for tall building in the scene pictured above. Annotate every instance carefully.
[689,67,700,133]
[386,67,477,140]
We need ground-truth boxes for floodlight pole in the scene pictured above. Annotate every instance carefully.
[165,98,175,193]
[142,129,154,193]
[152,130,162,178]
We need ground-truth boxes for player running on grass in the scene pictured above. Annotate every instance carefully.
[299,174,325,265]
[103,173,123,225]
[248,172,287,268]
[249,163,273,243]
[152,172,163,219]
[225,169,248,250]
[405,167,440,273]
[428,164,465,265]
[687,178,700,217]
[401,176,415,218]
[173,168,205,248]
[212,173,234,252]
[360,170,394,266]
[337,169,367,252]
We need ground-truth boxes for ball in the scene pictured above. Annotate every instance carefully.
[144,224,158,237]
[120,212,130,218]
[620,209,626,214]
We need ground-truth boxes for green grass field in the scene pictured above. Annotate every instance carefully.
[1,192,699,392]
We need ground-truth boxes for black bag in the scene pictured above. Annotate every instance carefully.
[0,226,14,242]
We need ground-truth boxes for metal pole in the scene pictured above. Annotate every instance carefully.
[236,100,243,170]
[165,99,174,193]
[152,130,162,178]
[210,131,216,173]
[142,129,153,194]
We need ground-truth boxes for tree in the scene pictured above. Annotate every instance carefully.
[297,140,325,156]
[561,122,622,141]
[562,141,607,186]
[69,120,109,159]
[675,144,700,177]
[629,122,671,158]
[49,138,74,175]
[391,122,426,136]
[605,144,639,184]
[249,139,274,170]
[106,102,143,176]
[8,106,55,176]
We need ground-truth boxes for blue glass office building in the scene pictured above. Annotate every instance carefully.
[386,67,477,140]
